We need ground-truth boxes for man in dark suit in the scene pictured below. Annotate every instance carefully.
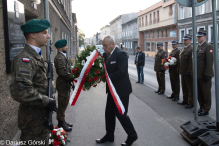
[135,46,145,84]
[96,35,138,146]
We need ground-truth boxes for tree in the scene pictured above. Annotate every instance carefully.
[79,32,85,47]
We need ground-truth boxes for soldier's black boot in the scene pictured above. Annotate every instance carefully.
[64,120,73,127]
[58,120,72,132]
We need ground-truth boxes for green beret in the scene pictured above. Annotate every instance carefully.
[55,39,67,48]
[20,19,50,33]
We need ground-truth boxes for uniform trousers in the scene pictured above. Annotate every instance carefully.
[197,78,212,112]
[105,93,137,139]
[57,83,70,121]
[169,69,180,99]
[156,72,165,92]
[181,75,193,105]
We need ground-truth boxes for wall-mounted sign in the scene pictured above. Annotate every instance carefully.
[170,31,176,37]
[3,0,25,73]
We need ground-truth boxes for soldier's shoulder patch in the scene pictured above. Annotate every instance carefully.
[210,50,213,53]
[18,66,31,76]
[22,58,30,63]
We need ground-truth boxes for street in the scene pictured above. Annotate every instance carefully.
[128,55,217,120]
[50,55,217,146]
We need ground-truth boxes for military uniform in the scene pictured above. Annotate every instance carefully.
[10,44,50,145]
[154,43,167,94]
[168,41,180,101]
[196,41,214,114]
[179,44,193,105]
[54,52,73,121]
[10,19,55,146]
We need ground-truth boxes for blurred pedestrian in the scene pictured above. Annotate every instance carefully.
[134,46,145,84]
[122,45,129,58]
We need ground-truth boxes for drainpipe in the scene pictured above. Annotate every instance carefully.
[45,0,50,60]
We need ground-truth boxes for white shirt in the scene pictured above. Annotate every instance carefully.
[59,51,67,58]
[27,44,42,54]
[199,41,206,46]
[110,47,116,55]
[184,44,191,48]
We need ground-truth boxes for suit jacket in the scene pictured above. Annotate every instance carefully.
[134,51,145,66]
[154,49,167,72]
[196,41,214,78]
[103,47,132,97]
[179,44,193,75]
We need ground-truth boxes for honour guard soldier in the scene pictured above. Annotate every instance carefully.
[167,40,180,101]
[54,39,74,131]
[196,30,214,116]
[10,19,57,145]
[154,42,167,95]
[178,34,194,108]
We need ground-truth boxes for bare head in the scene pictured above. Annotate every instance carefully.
[136,46,141,52]
[102,35,115,54]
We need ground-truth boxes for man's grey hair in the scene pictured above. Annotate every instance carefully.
[104,35,115,44]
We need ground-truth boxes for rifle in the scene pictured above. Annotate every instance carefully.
[46,40,56,130]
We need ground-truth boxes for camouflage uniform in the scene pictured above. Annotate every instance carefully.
[54,52,73,121]
[154,49,167,93]
[10,44,50,146]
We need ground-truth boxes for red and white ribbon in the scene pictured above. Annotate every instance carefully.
[69,50,125,115]
[102,58,125,115]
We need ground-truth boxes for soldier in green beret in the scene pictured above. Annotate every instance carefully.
[54,39,74,132]
[154,42,167,95]
[10,19,57,145]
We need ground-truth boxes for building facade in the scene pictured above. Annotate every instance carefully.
[110,13,138,46]
[122,13,138,55]
[138,0,177,57]
[100,25,110,44]
[72,13,78,59]
[0,0,76,141]
[177,0,219,50]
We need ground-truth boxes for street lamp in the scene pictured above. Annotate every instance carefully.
[31,0,41,5]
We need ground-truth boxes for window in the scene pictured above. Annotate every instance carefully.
[157,11,159,22]
[142,17,144,26]
[188,8,192,17]
[153,12,156,23]
[169,5,173,16]
[180,29,185,43]
[150,14,152,24]
[145,15,147,25]
[210,27,213,43]
[145,31,147,39]
[161,30,163,37]
[139,18,141,27]
[152,31,155,38]
[148,31,150,38]
[151,42,155,51]
[208,25,217,43]
[180,7,184,19]
[157,30,159,38]
[165,29,168,37]
[200,4,205,14]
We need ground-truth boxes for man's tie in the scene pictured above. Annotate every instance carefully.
[106,53,111,64]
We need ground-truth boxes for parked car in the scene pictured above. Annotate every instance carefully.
[95,45,104,55]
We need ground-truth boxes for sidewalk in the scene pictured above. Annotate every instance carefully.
[58,78,191,146]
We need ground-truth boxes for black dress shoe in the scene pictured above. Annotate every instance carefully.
[198,111,209,116]
[154,90,160,93]
[58,120,72,132]
[96,135,114,143]
[64,120,73,127]
[136,81,140,83]
[121,137,138,146]
[167,96,173,99]
[185,104,193,109]
[172,98,178,101]
[158,91,164,95]
[193,108,202,113]
[178,101,188,105]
